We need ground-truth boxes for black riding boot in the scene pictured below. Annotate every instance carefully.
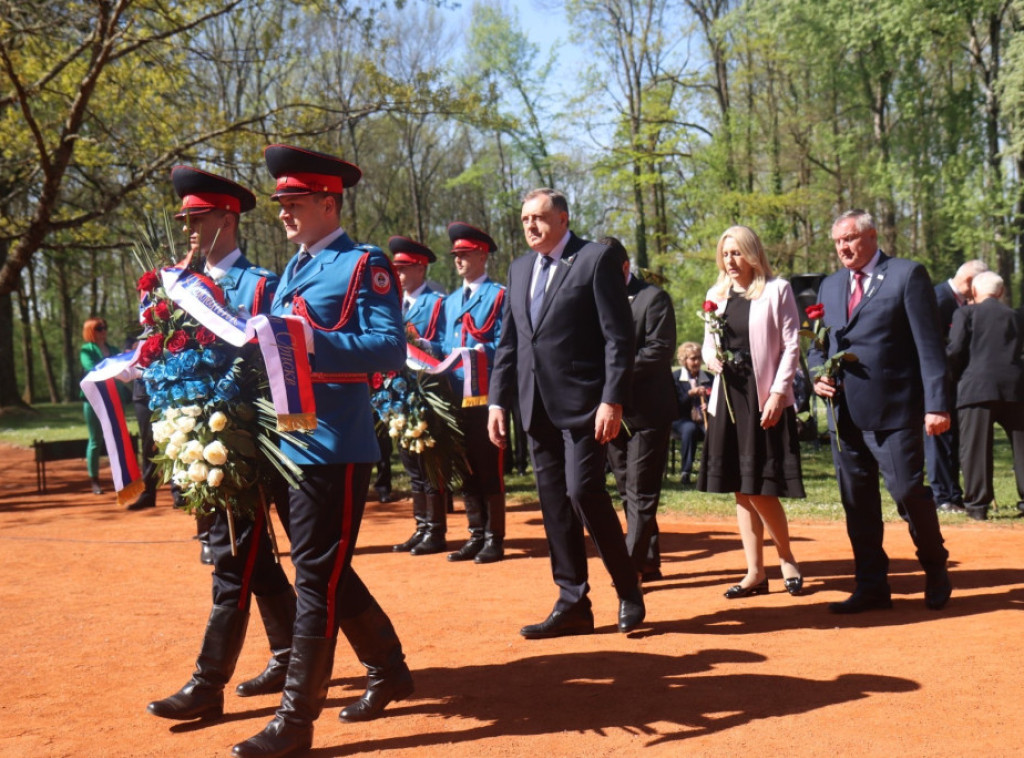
[236,590,297,697]
[410,492,448,555]
[147,605,248,720]
[232,636,337,758]
[393,492,428,552]
[446,494,485,561]
[475,493,505,563]
[337,600,414,722]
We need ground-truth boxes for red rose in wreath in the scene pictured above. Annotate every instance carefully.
[166,330,189,354]
[195,326,216,346]
[141,306,155,326]
[154,301,172,321]
[137,270,160,293]
[370,373,383,389]
[137,334,164,367]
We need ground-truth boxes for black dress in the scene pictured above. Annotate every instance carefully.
[697,291,805,498]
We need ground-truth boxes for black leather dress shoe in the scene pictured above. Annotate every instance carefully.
[828,590,893,614]
[925,568,952,610]
[724,578,769,599]
[520,607,594,639]
[618,592,646,633]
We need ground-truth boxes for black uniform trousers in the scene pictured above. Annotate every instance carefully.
[210,478,292,610]
[959,401,1024,509]
[287,462,376,637]
[832,403,948,592]
[399,446,446,495]
[527,396,636,612]
[607,422,671,574]
[460,405,503,498]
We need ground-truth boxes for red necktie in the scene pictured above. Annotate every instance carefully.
[848,270,865,318]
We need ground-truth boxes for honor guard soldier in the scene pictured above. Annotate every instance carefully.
[388,235,449,555]
[233,145,412,758]
[441,222,507,564]
[146,167,298,725]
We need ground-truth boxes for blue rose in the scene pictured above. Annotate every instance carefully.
[201,348,225,368]
[180,350,201,373]
[214,377,240,402]
[163,356,182,382]
[392,377,408,394]
[170,383,187,402]
[389,401,405,415]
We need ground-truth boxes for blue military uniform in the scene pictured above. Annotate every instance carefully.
[233,144,412,758]
[147,166,296,725]
[440,222,506,564]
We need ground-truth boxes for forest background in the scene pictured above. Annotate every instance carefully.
[1,0,1022,408]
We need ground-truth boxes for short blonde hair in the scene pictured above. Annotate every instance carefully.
[713,225,773,300]
[679,341,701,359]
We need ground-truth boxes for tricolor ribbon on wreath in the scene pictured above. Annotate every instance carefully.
[405,342,490,407]
[81,266,317,504]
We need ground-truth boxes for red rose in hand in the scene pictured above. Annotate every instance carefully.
[154,301,172,320]
[702,300,718,313]
[137,270,160,293]
[166,330,189,354]
[371,373,383,389]
[138,334,164,367]
[195,326,216,346]
[805,303,825,320]
[141,306,155,326]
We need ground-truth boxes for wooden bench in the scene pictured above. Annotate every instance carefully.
[33,437,139,493]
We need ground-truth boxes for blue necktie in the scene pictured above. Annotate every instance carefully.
[462,286,471,305]
[530,255,553,325]
[294,248,311,275]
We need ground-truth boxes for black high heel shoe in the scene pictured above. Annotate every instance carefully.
[724,578,769,599]
[784,576,804,596]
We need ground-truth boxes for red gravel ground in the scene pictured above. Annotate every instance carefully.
[2,442,1024,758]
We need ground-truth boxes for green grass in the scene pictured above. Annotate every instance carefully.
[6,402,1021,526]
[0,402,140,447]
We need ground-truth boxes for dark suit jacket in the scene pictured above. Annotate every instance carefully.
[622,276,676,429]
[947,298,1024,407]
[490,232,634,431]
[934,280,961,341]
[674,368,713,424]
[808,252,948,431]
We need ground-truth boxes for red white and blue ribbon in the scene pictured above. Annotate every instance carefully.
[247,315,317,431]
[406,343,489,407]
[79,350,143,505]
[161,268,316,431]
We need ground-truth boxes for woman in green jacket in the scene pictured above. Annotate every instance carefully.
[81,317,113,495]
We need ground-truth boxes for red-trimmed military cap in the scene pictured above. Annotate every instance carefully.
[171,165,256,218]
[264,144,362,200]
[388,236,437,266]
[447,222,496,254]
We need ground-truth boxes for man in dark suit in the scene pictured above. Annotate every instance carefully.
[603,237,677,584]
[810,209,952,613]
[947,271,1024,521]
[927,259,987,514]
[488,188,644,638]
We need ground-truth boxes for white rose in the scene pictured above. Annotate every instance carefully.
[394,417,406,430]
[388,427,400,438]
[164,442,181,460]
[175,416,196,434]
[187,460,209,483]
[170,430,188,447]
[164,407,180,421]
[172,470,189,486]
[180,440,205,463]
[151,421,171,444]
[203,441,228,467]
[207,468,224,487]
[182,405,203,418]
[424,437,436,448]
[208,411,228,432]
[409,427,422,438]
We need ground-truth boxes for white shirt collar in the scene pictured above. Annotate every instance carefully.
[304,227,346,257]
[205,248,242,281]
[463,273,488,295]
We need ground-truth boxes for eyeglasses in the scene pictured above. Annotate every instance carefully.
[833,233,863,246]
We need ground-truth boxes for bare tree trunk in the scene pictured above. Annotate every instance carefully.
[17,278,35,404]
[29,264,59,404]
[57,255,77,402]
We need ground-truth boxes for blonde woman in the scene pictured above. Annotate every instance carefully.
[698,226,805,597]
[80,317,113,495]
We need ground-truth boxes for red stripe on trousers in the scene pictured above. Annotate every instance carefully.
[324,464,355,635]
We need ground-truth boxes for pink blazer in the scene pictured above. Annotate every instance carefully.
[701,277,801,414]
